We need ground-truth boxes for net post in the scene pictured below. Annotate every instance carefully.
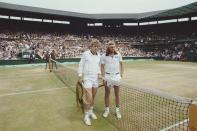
[49,58,52,72]
[189,101,197,131]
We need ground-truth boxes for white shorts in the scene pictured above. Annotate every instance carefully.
[83,74,99,89]
[105,73,121,87]
[83,79,99,88]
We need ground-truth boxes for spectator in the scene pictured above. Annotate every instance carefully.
[50,50,57,69]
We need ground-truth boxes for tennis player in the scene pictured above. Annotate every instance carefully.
[78,39,102,126]
[101,41,124,119]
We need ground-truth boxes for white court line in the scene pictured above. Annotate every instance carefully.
[160,119,188,131]
[0,87,67,97]
[0,73,48,79]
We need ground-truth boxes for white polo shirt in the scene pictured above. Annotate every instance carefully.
[78,50,101,77]
[101,52,122,74]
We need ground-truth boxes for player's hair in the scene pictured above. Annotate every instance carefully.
[106,41,118,56]
[89,39,101,48]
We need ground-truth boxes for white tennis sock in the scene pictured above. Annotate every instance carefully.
[116,107,120,112]
[105,107,110,111]
[89,106,93,114]
[84,111,89,118]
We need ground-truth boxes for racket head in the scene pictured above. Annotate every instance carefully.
[76,81,84,113]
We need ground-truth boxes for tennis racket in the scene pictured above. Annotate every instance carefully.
[76,81,84,113]
[76,79,104,112]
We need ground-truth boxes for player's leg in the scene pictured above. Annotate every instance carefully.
[114,85,120,108]
[90,87,98,119]
[52,61,54,69]
[45,61,48,69]
[83,80,93,125]
[89,78,100,119]
[55,62,57,69]
[103,81,111,118]
[114,78,121,119]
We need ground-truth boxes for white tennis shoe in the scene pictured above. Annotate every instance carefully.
[84,116,91,126]
[116,108,122,119]
[90,112,97,119]
[103,108,110,118]
[116,111,122,119]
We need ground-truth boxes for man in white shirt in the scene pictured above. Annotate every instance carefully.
[101,41,124,119]
[78,39,102,126]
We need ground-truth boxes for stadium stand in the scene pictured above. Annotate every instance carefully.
[0,2,197,61]
[0,30,197,61]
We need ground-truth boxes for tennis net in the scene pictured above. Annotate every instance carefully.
[50,59,78,93]
[50,59,193,131]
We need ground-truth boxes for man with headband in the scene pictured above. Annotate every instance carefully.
[101,41,124,119]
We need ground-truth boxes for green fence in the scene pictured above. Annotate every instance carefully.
[0,57,158,66]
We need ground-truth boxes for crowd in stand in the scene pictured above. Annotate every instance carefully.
[0,31,197,61]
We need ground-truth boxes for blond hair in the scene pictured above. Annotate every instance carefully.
[89,39,101,47]
[106,41,117,56]
[107,41,116,47]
